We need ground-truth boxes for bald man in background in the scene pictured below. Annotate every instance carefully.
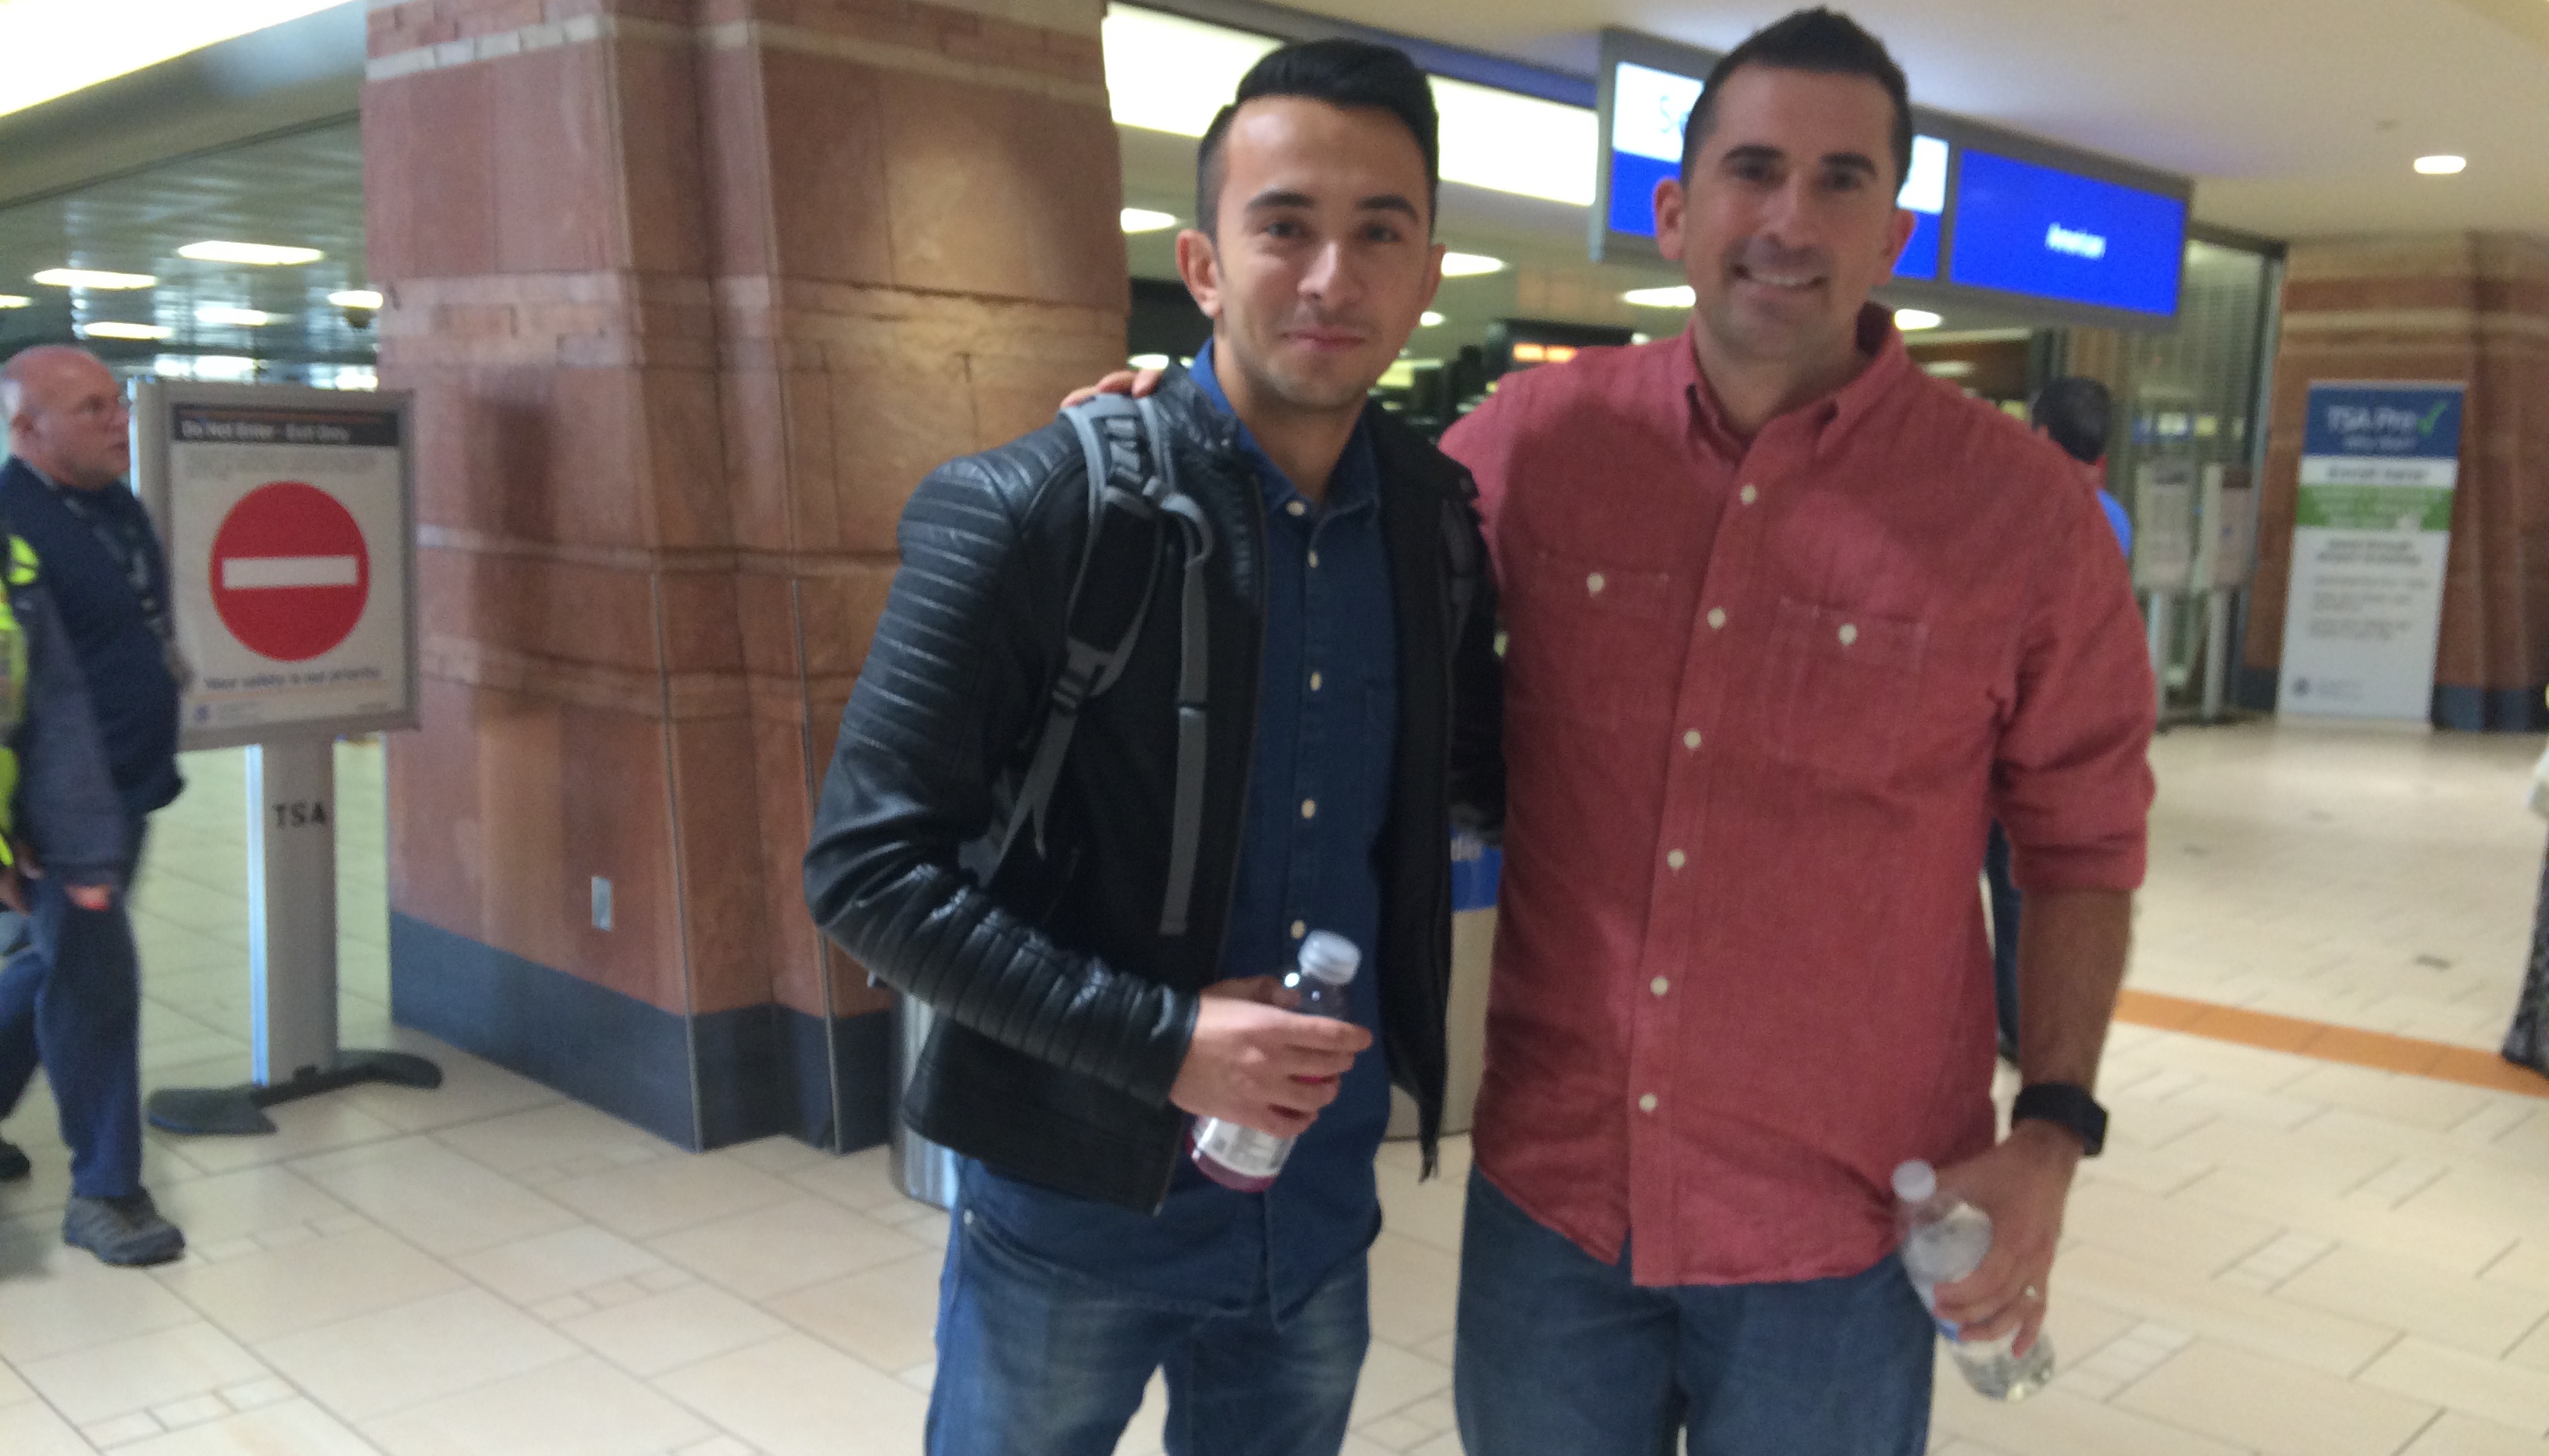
[0,345,185,1266]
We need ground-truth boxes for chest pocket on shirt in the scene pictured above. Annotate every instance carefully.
[1758,597,1926,790]
[1506,546,1683,730]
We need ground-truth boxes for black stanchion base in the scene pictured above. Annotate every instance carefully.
[145,1051,444,1136]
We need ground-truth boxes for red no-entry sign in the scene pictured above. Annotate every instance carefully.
[209,481,370,663]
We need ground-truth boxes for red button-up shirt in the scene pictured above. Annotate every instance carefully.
[1441,311,2155,1288]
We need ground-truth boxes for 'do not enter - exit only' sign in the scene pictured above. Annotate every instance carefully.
[210,480,372,663]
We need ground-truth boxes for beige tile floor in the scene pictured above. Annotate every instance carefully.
[0,723,2545,1454]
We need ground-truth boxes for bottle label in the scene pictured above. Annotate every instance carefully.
[1196,1119,1290,1178]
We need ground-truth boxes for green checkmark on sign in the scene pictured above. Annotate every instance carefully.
[2422,400,2449,434]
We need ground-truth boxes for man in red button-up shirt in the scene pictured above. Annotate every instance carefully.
[1441,11,2154,1453]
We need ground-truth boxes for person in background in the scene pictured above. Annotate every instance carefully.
[0,345,187,1266]
[1986,375,2137,1059]
[2508,687,2549,1077]
[804,39,1501,1456]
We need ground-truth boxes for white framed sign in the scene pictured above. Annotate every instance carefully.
[132,381,419,750]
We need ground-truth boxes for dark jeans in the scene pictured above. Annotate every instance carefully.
[0,817,146,1198]
[929,1195,1369,1456]
[1454,1169,1934,1456]
[1985,822,2022,1054]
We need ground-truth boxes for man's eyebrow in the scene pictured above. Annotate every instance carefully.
[1244,187,1317,212]
[1717,143,1882,179]
[1357,194,1421,222]
[1240,189,1423,223]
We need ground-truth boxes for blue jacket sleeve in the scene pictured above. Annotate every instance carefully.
[12,581,127,882]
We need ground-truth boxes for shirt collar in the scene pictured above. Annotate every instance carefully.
[1676,303,1913,458]
[1192,340,1380,518]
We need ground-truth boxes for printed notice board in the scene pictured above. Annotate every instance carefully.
[134,381,419,749]
[2276,381,2464,724]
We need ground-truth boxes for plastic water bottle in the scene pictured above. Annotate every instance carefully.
[1189,932,1361,1192]
[1893,1159,2055,1401]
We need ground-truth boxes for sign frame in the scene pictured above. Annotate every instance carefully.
[130,379,420,752]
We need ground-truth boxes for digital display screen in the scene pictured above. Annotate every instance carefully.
[1605,61,1702,240]
[1945,149,2187,315]
[1891,135,1951,281]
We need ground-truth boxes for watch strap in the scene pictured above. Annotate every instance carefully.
[2013,1081,2107,1157]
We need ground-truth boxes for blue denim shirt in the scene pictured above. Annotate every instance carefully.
[963,343,1401,1319]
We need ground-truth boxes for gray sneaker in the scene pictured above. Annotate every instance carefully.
[63,1190,186,1267]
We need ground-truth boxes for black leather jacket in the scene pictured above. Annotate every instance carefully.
[804,373,1503,1212]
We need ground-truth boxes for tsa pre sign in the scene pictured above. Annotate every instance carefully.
[2276,382,2463,723]
[153,393,415,744]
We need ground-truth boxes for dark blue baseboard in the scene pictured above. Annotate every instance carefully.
[390,913,894,1153]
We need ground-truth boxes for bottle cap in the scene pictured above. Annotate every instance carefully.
[1296,931,1361,985]
[1891,1160,1936,1203]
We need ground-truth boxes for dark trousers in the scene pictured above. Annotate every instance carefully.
[1985,822,2022,1055]
[0,817,147,1198]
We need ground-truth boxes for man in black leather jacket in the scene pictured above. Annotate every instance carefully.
[805,38,1500,1456]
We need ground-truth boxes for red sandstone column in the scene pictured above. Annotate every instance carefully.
[362,0,1127,1146]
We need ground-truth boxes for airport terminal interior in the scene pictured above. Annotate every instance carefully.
[2,0,2548,1453]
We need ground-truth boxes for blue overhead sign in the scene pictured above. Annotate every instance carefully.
[1945,149,2187,316]
[1891,135,1951,282]
[1603,59,1702,240]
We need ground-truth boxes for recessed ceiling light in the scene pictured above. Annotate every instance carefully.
[179,240,323,266]
[1441,253,1505,278]
[196,305,272,327]
[1895,308,1945,331]
[34,267,155,290]
[328,290,383,310]
[2413,155,2466,176]
[1623,285,1696,308]
[1120,208,1178,233]
[1421,311,1445,327]
[1923,360,1977,378]
[1128,353,1172,370]
[0,294,29,308]
[80,321,172,340]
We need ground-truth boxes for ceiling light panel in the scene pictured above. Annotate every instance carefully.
[196,305,273,326]
[1624,285,1696,308]
[34,267,156,290]
[80,321,172,340]
[0,295,30,308]
[1440,252,1505,277]
[180,240,324,265]
[328,290,383,310]
[1103,6,1598,210]
[2413,155,2466,175]
[1895,308,1945,330]
[0,0,348,120]
[1120,208,1178,233]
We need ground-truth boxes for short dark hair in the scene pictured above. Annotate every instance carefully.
[1195,38,1440,236]
[1677,9,1913,190]
[2032,376,2113,464]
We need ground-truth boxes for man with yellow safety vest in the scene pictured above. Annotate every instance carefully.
[0,346,184,1266]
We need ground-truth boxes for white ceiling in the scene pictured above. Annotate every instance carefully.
[1267,0,2549,241]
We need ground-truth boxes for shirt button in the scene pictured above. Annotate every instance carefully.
[1740,484,1759,505]
[1309,550,1321,568]
[1838,623,1859,646]
[1683,730,1702,750]
[1706,607,1727,630]
[1587,572,1606,595]
[1286,500,1307,518]
[1291,920,1307,939]
[1310,671,1323,691]
[1666,849,1686,870]
[1301,799,1317,820]
[1638,1093,1660,1113]
[1651,976,1670,997]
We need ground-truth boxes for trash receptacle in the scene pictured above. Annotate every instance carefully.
[891,993,962,1210]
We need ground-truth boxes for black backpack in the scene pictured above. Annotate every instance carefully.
[990,393,1217,938]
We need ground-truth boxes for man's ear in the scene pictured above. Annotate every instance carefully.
[1653,177,1689,264]
[1175,229,1225,322]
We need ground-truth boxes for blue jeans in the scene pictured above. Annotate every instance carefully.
[1454,1169,1933,1456]
[930,1195,1370,1456]
[0,818,147,1199]
[1986,822,2022,1052]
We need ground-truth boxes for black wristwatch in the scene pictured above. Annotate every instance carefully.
[2012,1082,2107,1157]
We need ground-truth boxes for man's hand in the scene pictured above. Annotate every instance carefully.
[1168,977,1371,1137]
[1059,368,1167,411]
[66,883,113,913]
[0,847,113,913]
[1930,1120,2083,1355]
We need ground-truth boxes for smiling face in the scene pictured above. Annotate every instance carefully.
[1178,95,1445,422]
[1653,65,1913,382]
